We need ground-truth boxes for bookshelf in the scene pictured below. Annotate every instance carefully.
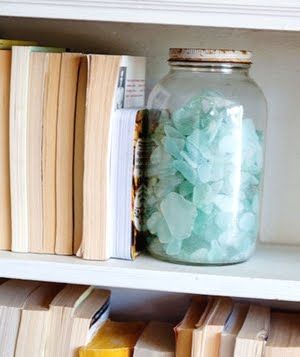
[1,0,300,31]
[0,244,298,302]
[1,2,300,307]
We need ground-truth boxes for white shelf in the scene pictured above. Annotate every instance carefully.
[1,0,300,31]
[0,243,298,301]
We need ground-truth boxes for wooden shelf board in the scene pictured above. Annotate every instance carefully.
[0,243,299,301]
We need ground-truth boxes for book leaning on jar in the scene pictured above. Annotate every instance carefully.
[76,55,147,261]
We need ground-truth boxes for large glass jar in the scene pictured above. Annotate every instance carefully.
[145,48,267,265]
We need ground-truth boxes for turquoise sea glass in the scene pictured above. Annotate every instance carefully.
[146,92,265,265]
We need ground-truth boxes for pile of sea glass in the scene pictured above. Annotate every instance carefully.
[146,91,263,264]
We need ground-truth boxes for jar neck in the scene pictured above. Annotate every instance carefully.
[168,61,250,75]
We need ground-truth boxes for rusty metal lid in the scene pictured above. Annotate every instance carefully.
[169,48,252,64]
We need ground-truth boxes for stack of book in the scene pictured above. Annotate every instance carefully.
[175,296,300,357]
[0,279,298,356]
[0,39,146,261]
[0,279,110,357]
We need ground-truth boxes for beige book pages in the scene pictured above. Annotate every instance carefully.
[55,52,81,255]
[42,53,61,253]
[10,46,32,252]
[192,298,215,357]
[0,50,11,250]
[69,289,110,356]
[45,284,93,357]
[15,283,64,357]
[265,312,300,357]
[80,54,121,260]
[219,303,249,357]
[134,321,175,357]
[10,46,63,253]
[27,52,45,253]
[200,297,233,357]
[0,280,40,357]
[234,305,270,357]
[175,298,207,357]
[73,56,87,254]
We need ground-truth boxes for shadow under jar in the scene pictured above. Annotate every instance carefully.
[145,48,267,265]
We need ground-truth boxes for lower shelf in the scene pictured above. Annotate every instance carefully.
[0,243,298,301]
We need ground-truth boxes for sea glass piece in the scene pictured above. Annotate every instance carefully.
[160,192,197,239]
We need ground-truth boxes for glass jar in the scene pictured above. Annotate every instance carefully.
[145,48,267,265]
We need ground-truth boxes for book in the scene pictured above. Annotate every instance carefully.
[41,53,62,253]
[55,52,82,255]
[73,56,88,254]
[78,55,145,261]
[0,49,11,250]
[192,297,233,357]
[0,279,40,357]
[265,312,300,357]
[27,52,62,253]
[133,321,175,357]
[234,305,270,357]
[192,297,215,357]
[175,298,208,357]
[69,289,111,357]
[45,284,94,357]
[79,320,146,357]
[15,282,64,357]
[219,303,249,357]
[10,45,64,253]
[0,39,36,49]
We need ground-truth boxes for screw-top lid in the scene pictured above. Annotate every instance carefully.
[169,48,252,64]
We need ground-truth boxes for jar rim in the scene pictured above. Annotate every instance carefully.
[168,48,252,64]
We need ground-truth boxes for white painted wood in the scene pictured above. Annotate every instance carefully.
[2,0,300,31]
[0,244,299,301]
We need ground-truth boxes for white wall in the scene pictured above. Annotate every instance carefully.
[1,17,300,245]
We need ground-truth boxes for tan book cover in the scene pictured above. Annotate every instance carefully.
[42,53,61,253]
[73,56,87,254]
[80,54,121,261]
[265,312,300,357]
[134,321,175,357]
[27,52,61,254]
[55,52,81,255]
[15,283,64,357]
[175,297,207,357]
[219,303,249,357]
[234,305,270,357]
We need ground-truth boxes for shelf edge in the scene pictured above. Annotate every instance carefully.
[1,0,300,31]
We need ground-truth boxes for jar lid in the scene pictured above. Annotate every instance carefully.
[169,48,252,64]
